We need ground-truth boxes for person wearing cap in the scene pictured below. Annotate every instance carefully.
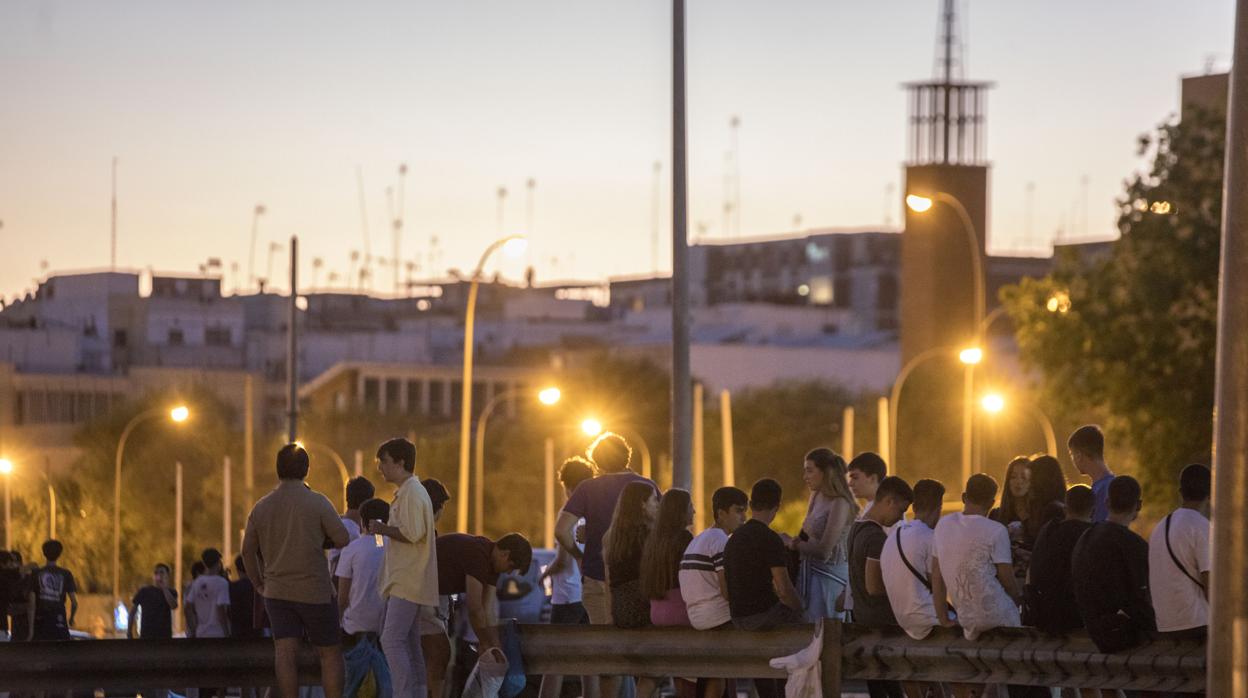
[422,532,533,698]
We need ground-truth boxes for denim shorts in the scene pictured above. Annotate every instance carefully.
[264,597,341,647]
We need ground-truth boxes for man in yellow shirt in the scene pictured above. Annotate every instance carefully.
[367,438,438,698]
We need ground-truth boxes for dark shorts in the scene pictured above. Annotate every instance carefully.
[264,598,340,647]
[550,602,589,625]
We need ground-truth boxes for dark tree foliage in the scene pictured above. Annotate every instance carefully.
[1001,108,1225,505]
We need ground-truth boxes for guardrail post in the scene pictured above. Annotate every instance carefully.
[820,620,842,697]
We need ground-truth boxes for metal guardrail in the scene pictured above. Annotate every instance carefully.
[0,622,1206,694]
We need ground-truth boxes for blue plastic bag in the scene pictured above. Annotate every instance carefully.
[499,619,527,698]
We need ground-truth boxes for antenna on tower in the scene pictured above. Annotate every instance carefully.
[355,166,372,288]
[110,157,118,271]
[651,161,662,273]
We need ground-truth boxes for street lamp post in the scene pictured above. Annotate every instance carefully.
[581,420,653,481]
[297,440,350,506]
[472,386,560,535]
[457,235,528,533]
[0,458,11,549]
[113,405,189,606]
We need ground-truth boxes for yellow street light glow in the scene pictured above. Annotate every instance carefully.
[170,405,190,423]
[981,393,1006,414]
[0,458,12,475]
[959,347,983,365]
[538,387,562,406]
[294,440,306,450]
[796,284,811,297]
[502,237,529,258]
[1046,291,1072,314]
[905,194,934,213]
[581,418,603,438]
[1150,201,1173,215]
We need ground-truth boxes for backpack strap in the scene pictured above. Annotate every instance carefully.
[1165,513,1205,591]
[895,527,931,591]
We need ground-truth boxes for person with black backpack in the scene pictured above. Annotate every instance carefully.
[1147,463,1210,638]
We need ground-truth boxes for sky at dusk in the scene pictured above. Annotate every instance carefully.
[0,0,1235,300]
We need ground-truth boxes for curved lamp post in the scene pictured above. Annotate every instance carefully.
[114,405,189,606]
[581,420,653,480]
[457,235,528,533]
[296,440,351,507]
[0,458,10,549]
[979,393,1058,462]
[472,385,561,535]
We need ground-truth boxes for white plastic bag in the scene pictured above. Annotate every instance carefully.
[768,619,825,698]
[463,647,510,698]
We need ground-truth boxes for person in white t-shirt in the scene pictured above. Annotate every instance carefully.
[1148,463,1210,635]
[187,548,231,638]
[538,458,595,698]
[881,479,946,640]
[932,474,1021,641]
[338,497,392,697]
[681,486,749,630]
[330,476,373,576]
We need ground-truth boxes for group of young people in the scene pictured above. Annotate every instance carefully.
[0,541,77,644]
[547,426,1209,698]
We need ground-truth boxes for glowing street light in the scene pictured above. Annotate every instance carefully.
[1046,291,1072,314]
[170,405,190,423]
[981,393,1006,414]
[0,458,12,475]
[581,418,604,438]
[538,387,562,406]
[905,194,934,213]
[959,347,984,365]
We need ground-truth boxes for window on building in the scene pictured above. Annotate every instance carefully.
[834,277,852,309]
[168,328,185,346]
[205,327,232,346]
[113,329,128,348]
[449,381,463,415]
[407,380,424,414]
[363,378,380,409]
[385,379,401,412]
[429,381,446,416]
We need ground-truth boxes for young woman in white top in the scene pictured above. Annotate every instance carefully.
[787,448,858,621]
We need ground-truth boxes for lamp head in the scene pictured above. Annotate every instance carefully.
[905,194,934,213]
[959,347,983,365]
[502,237,528,259]
[581,418,603,438]
[170,405,190,423]
[0,458,12,476]
[538,387,562,406]
[981,393,1005,414]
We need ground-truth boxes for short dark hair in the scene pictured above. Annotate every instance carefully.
[711,486,749,517]
[233,556,245,574]
[1108,475,1141,514]
[876,476,914,506]
[190,561,206,579]
[155,562,172,575]
[912,479,946,513]
[1065,485,1095,517]
[749,478,783,511]
[345,477,376,510]
[359,497,390,524]
[847,452,887,481]
[420,478,449,515]
[276,443,310,480]
[378,438,417,473]
[496,533,533,575]
[588,432,632,472]
[964,473,998,508]
[1179,463,1211,502]
[42,540,63,561]
[1068,425,1105,459]
[559,457,595,491]
[201,548,223,568]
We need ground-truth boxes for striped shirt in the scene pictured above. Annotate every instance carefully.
[679,527,731,629]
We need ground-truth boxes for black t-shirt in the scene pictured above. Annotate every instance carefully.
[229,577,260,638]
[1025,518,1092,633]
[437,534,496,596]
[132,585,177,639]
[31,565,76,639]
[724,519,788,618]
[848,520,895,627]
[1071,521,1156,652]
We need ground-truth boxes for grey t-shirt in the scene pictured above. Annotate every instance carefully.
[848,520,897,627]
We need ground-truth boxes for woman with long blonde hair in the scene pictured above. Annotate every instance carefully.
[788,447,859,621]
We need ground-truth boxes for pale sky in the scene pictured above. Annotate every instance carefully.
[0,0,1234,300]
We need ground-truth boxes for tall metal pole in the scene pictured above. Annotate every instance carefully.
[223,456,232,566]
[287,236,299,443]
[243,374,254,510]
[720,389,735,488]
[961,363,974,484]
[692,382,704,533]
[174,461,183,635]
[1209,2,1248,692]
[841,406,854,459]
[354,450,363,478]
[544,437,555,550]
[877,397,891,467]
[457,278,481,534]
[3,476,9,550]
[670,0,692,492]
[110,157,118,271]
